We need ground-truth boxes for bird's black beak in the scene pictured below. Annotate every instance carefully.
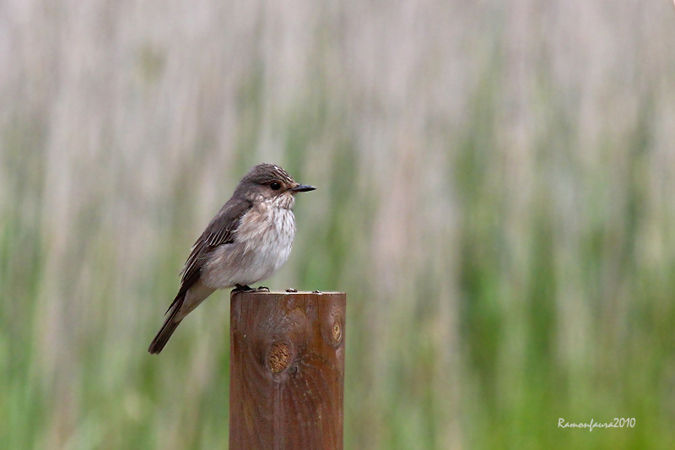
[290,184,316,193]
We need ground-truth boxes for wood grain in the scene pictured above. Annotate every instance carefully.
[229,291,346,450]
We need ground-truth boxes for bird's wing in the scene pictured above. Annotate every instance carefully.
[168,197,252,311]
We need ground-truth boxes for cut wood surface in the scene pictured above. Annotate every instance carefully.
[229,291,346,450]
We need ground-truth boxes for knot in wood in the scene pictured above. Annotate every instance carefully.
[332,320,342,343]
[324,312,344,347]
[267,340,292,373]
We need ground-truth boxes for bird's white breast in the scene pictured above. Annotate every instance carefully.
[201,199,296,289]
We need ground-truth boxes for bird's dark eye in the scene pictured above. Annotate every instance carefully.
[270,182,281,190]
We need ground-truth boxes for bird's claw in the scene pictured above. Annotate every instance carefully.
[256,286,270,292]
[232,284,254,293]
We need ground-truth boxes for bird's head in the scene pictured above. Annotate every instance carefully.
[236,163,315,209]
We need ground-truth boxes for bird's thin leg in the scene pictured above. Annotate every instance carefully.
[232,284,253,293]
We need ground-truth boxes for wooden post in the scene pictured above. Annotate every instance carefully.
[229,291,346,450]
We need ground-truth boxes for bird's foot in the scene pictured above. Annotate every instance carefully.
[256,286,270,292]
[232,284,254,293]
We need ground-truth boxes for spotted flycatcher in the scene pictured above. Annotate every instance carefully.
[148,163,315,354]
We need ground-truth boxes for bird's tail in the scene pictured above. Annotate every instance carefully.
[148,294,185,354]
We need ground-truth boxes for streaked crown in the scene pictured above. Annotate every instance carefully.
[242,164,295,186]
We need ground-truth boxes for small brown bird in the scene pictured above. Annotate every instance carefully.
[148,163,315,354]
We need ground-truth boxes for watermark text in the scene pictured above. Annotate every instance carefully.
[558,418,635,431]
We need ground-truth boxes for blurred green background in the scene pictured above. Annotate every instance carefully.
[2,1,675,449]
